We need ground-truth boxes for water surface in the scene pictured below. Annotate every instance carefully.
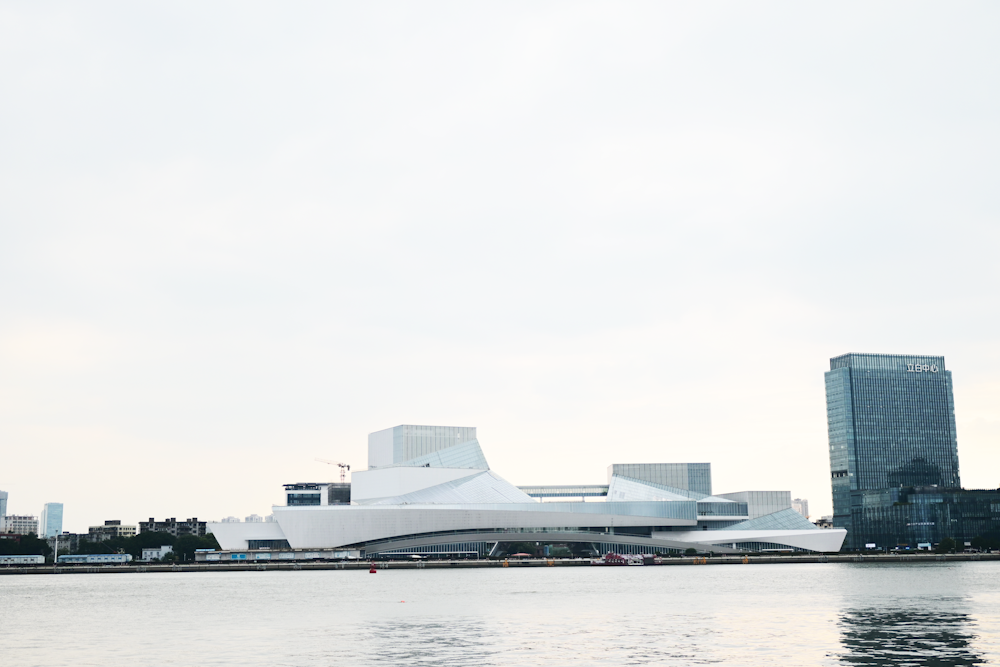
[2,562,998,666]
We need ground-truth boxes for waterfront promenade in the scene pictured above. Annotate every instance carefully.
[2,552,997,575]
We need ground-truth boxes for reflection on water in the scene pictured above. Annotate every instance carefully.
[331,616,731,666]
[353,620,500,666]
[840,607,984,666]
[3,564,1000,667]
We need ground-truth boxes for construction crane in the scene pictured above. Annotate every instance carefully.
[316,458,350,483]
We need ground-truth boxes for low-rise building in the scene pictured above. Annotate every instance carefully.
[139,517,207,538]
[221,516,241,523]
[843,486,1000,550]
[141,545,173,561]
[48,532,86,555]
[1,515,39,536]
[88,520,137,542]
[245,514,264,523]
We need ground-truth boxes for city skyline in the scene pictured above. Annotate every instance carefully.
[1,349,996,534]
[1,4,998,533]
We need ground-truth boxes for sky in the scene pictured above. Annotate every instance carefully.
[1,2,998,533]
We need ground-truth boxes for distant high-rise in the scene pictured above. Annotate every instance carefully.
[40,503,63,539]
[825,353,961,549]
[791,498,809,519]
[0,490,7,520]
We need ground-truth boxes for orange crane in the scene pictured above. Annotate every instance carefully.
[315,458,350,483]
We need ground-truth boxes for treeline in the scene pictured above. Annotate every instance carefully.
[70,532,221,561]
[971,534,1000,551]
[0,534,52,557]
[0,531,221,561]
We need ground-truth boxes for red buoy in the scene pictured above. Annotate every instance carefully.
[369,564,377,573]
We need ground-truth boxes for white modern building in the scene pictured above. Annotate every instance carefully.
[2,515,39,536]
[141,545,173,561]
[210,425,847,556]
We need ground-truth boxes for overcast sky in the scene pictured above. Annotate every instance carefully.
[1,2,998,532]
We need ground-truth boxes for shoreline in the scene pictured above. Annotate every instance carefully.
[2,552,997,575]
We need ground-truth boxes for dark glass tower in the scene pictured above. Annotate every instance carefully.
[825,353,960,549]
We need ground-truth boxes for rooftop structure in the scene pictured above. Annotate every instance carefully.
[283,482,351,506]
[607,463,712,496]
[368,424,487,470]
[211,425,846,556]
[518,484,609,499]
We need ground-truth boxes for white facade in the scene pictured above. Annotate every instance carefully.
[209,425,847,555]
[141,545,174,561]
[368,425,479,469]
[209,520,286,548]
[352,467,496,504]
[0,555,45,565]
[2,515,39,536]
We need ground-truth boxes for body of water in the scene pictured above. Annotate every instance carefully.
[2,562,999,666]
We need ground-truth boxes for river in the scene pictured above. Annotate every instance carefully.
[2,561,998,666]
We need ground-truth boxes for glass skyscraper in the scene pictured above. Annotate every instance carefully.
[825,353,961,550]
[40,502,64,539]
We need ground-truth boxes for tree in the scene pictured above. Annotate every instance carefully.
[498,542,538,557]
[935,537,956,554]
[0,533,51,557]
[568,542,596,558]
[971,534,1000,551]
[173,534,220,561]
